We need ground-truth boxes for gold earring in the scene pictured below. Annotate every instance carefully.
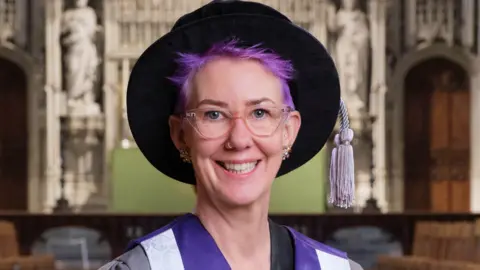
[282,145,292,160]
[179,148,191,163]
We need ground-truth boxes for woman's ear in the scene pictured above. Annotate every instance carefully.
[169,115,186,150]
[283,111,301,147]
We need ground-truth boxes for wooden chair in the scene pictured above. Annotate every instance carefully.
[443,222,475,261]
[412,222,436,258]
[0,258,15,270]
[0,255,56,270]
[474,219,480,263]
[412,221,476,261]
[29,255,56,270]
[0,221,19,259]
[431,260,480,270]
[376,220,480,269]
[375,255,433,270]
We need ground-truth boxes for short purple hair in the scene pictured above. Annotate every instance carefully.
[168,39,296,113]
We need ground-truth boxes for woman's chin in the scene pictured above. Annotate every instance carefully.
[219,189,265,207]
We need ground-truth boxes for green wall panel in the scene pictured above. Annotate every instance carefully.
[111,148,327,214]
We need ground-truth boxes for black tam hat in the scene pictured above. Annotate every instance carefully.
[126,0,355,208]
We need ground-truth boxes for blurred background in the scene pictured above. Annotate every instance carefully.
[0,0,479,269]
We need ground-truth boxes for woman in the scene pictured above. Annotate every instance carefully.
[101,1,359,269]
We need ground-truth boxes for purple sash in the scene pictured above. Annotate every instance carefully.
[128,214,351,269]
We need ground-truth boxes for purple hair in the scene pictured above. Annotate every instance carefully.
[168,39,296,113]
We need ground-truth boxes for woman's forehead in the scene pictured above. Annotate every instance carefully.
[192,58,283,103]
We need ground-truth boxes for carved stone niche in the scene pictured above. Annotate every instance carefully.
[60,115,104,211]
[63,115,104,145]
[60,0,104,119]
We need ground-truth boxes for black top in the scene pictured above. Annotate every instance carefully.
[270,221,295,270]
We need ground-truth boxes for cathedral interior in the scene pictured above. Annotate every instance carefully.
[1,0,480,269]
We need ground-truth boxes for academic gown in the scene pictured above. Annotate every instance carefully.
[99,213,363,270]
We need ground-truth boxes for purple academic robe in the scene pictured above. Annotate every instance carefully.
[123,213,352,270]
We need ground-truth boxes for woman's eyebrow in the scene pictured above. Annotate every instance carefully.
[245,98,275,106]
[197,99,229,107]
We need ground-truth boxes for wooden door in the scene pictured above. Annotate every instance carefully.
[0,58,28,211]
[404,58,470,212]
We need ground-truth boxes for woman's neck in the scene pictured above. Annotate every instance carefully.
[195,195,271,269]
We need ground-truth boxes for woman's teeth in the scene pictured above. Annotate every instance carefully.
[220,161,258,174]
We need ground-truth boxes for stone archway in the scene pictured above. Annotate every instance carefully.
[387,44,480,212]
[0,46,41,212]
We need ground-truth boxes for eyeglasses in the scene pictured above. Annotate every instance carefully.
[181,105,294,139]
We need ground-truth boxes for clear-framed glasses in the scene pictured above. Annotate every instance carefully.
[181,105,294,139]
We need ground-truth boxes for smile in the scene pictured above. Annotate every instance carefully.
[216,160,260,174]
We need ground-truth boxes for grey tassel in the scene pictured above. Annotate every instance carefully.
[328,99,355,208]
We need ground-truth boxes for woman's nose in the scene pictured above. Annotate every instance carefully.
[226,118,253,150]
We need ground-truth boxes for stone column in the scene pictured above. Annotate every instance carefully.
[310,0,328,45]
[470,68,480,212]
[101,82,119,211]
[368,0,388,211]
[462,0,474,50]
[102,0,121,210]
[471,0,480,212]
[404,0,417,50]
[44,0,63,212]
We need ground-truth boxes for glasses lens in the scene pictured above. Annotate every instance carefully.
[246,107,287,136]
[190,109,231,139]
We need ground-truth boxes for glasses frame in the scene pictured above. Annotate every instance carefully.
[180,105,294,139]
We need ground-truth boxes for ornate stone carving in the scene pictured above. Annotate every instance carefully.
[0,0,16,45]
[415,0,454,49]
[61,0,100,116]
[327,0,370,120]
[61,114,105,212]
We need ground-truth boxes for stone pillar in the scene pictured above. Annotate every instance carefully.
[470,69,480,212]
[44,0,63,212]
[462,0,474,50]
[404,0,417,50]
[102,0,121,211]
[368,0,388,211]
[101,81,120,211]
[471,0,480,212]
[310,0,328,45]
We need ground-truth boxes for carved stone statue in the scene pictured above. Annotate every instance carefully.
[327,0,370,119]
[61,0,100,116]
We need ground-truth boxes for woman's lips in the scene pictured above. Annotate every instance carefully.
[215,160,261,176]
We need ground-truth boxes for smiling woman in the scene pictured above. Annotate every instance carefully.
[100,1,360,270]
[169,55,300,210]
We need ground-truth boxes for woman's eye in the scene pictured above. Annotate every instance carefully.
[205,111,222,120]
[252,109,267,118]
